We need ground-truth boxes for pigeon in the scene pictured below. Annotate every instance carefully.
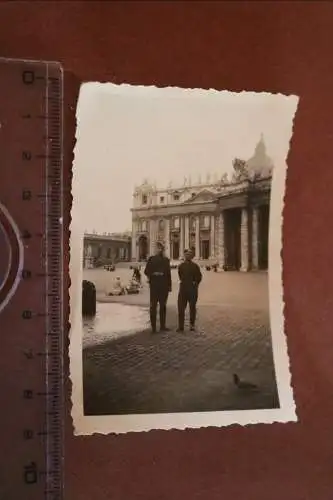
[233,373,258,391]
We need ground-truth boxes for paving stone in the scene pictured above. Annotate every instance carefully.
[83,269,279,415]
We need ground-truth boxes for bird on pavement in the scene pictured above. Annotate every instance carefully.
[233,373,258,391]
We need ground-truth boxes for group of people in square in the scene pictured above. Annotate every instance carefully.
[144,242,202,333]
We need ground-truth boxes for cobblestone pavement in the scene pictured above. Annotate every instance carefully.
[83,269,279,415]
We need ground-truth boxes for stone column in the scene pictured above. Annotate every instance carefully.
[131,221,137,261]
[240,208,250,272]
[214,217,219,258]
[149,219,156,256]
[84,244,90,269]
[184,216,190,251]
[252,207,259,270]
[153,219,157,254]
[82,245,86,269]
[179,216,184,258]
[164,218,170,258]
[195,216,200,259]
[217,211,225,268]
[210,215,215,259]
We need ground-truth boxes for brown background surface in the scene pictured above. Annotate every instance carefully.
[1,1,333,499]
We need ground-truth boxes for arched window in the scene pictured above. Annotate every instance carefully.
[158,219,164,231]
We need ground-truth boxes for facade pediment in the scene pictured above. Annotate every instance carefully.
[185,189,216,204]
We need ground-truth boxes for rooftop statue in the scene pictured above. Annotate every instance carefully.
[220,172,229,185]
[232,158,249,182]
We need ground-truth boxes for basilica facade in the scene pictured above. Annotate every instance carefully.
[131,136,273,271]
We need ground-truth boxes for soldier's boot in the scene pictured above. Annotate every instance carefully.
[189,299,197,331]
[159,301,170,331]
[177,297,185,332]
[150,304,157,333]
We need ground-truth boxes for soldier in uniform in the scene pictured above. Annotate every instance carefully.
[177,249,202,332]
[144,242,172,333]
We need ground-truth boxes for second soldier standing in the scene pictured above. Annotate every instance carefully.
[177,249,202,332]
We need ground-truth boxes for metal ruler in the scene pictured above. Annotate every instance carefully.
[0,58,64,500]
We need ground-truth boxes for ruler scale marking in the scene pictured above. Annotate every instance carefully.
[0,58,64,500]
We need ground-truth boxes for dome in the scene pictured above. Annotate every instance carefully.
[246,135,274,178]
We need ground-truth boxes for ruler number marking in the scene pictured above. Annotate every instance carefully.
[23,389,34,399]
[21,269,32,279]
[22,189,32,200]
[22,150,32,161]
[24,349,34,359]
[24,461,38,484]
[22,310,33,319]
[21,229,32,240]
[23,429,34,440]
[22,70,35,86]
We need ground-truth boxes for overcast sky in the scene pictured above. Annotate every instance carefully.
[74,84,297,233]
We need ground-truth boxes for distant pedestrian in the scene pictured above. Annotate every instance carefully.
[144,242,172,333]
[133,266,141,285]
[107,276,125,296]
[177,249,202,332]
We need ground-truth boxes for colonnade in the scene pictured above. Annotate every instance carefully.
[133,205,266,271]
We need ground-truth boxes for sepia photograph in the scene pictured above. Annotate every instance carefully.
[70,84,298,434]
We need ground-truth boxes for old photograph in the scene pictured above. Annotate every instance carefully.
[70,83,298,434]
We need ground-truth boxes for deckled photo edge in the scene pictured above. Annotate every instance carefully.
[69,82,299,435]
[268,94,299,420]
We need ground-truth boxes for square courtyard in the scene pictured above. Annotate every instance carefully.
[82,267,279,415]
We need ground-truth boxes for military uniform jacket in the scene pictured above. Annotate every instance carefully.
[178,261,202,291]
[144,255,172,291]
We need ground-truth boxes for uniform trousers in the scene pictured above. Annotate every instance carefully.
[149,286,169,330]
[177,286,198,329]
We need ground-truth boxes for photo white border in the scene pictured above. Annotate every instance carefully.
[69,84,299,435]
